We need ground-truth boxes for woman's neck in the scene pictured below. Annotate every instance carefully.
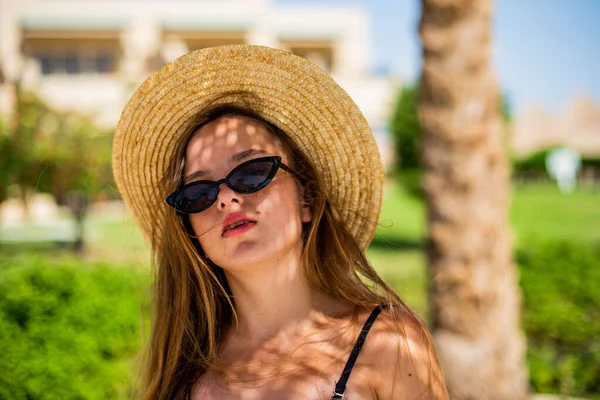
[222,244,343,343]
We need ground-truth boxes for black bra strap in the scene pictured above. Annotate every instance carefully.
[332,304,388,399]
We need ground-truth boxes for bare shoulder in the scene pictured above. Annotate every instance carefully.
[360,305,449,400]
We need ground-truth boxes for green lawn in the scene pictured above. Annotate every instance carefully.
[91,180,597,319]
[366,180,600,319]
[1,180,599,399]
[510,182,600,244]
[373,179,600,246]
[2,180,598,318]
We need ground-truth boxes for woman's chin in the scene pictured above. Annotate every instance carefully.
[206,234,303,273]
[213,241,272,270]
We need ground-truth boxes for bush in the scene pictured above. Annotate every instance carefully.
[0,255,149,400]
[518,240,600,398]
[513,148,600,181]
[512,148,554,178]
[390,84,421,173]
[390,84,423,197]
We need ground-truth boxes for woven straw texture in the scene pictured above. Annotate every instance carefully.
[112,45,383,250]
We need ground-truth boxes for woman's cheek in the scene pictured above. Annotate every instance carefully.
[190,216,219,246]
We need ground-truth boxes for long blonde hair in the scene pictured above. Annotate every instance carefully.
[137,102,417,399]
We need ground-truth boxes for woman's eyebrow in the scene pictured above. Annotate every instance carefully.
[229,148,268,163]
[183,149,269,184]
[183,169,210,184]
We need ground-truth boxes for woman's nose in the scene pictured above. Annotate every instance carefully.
[216,184,242,211]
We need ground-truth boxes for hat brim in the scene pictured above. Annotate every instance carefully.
[112,45,383,250]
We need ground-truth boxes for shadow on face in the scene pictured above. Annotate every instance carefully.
[183,115,312,275]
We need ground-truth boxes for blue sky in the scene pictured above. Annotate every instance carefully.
[275,0,600,113]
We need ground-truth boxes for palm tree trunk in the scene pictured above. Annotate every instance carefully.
[418,1,529,399]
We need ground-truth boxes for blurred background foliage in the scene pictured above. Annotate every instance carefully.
[0,255,148,400]
[390,83,421,197]
[0,89,114,252]
[518,241,600,396]
[0,73,599,400]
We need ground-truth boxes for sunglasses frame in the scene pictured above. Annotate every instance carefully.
[166,155,294,214]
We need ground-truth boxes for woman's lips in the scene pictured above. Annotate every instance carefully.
[221,212,257,237]
[222,221,257,238]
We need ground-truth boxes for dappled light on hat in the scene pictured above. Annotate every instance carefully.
[112,45,384,251]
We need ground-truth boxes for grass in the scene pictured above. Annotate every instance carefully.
[1,180,598,398]
[366,248,427,316]
[510,182,600,244]
[88,215,149,264]
[373,179,600,246]
[374,181,425,245]
[366,180,600,319]
[1,180,598,318]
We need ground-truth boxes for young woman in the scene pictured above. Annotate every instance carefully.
[113,45,448,400]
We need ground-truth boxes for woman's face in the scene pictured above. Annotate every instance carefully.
[184,115,312,272]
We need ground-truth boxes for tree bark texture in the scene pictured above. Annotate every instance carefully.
[418,1,529,399]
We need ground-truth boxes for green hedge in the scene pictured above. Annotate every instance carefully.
[0,255,149,400]
[513,148,600,178]
[513,148,553,176]
[2,239,599,398]
[518,240,600,398]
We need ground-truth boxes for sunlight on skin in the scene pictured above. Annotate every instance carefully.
[184,116,307,272]
[365,312,446,399]
[184,116,376,399]
[184,116,331,350]
[191,307,390,399]
[184,116,445,399]
[189,306,439,399]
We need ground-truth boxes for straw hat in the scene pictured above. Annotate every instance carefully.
[113,45,383,250]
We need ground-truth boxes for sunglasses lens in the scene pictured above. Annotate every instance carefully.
[228,160,276,192]
[177,184,216,212]
[167,157,282,214]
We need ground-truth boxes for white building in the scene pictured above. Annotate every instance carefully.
[0,0,398,167]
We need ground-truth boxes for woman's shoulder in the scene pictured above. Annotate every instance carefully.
[357,304,449,400]
[356,304,430,362]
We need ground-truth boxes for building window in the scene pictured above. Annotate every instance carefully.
[96,52,114,74]
[23,37,120,76]
[65,51,78,74]
[32,50,118,75]
[38,54,54,75]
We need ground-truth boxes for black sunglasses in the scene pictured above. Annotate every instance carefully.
[166,156,294,214]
